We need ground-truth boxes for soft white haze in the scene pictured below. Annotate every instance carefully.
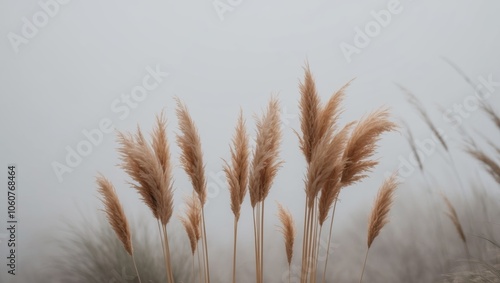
[0,0,499,282]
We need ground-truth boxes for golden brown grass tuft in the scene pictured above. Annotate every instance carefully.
[249,96,283,207]
[360,174,399,283]
[367,173,399,248]
[117,125,174,226]
[224,110,250,220]
[117,115,175,283]
[179,194,202,255]
[223,110,250,283]
[298,63,321,164]
[175,97,208,206]
[175,97,211,283]
[341,108,398,187]
[277,202,296,265]
[316,80,352,137]
[249,96,283,283]
[96,174,143,283]
[96,174,132,256]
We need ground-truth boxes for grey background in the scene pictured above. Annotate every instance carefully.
[1,0,499,281]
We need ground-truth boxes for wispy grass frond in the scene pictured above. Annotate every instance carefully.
[96,174,133,256]
[341,108,398,186]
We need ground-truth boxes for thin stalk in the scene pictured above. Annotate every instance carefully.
[359,249,369,283]
[163,225,175,283]
[252,208,259,283]
[309,200,318,283]
[262,202,265,283]
[300,197,309,283]
[201,208,211,283]
[232,217,238,283]
[199,225,207,283]
[192,255,195,283]
[131,254,143,283]
[157,221,169,282]
[303,205,314,282]
[313,226,323,283]
[300,206,309,283]
[321,199,338,283]
[197,247,203,283]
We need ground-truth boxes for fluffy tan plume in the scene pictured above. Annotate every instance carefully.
[224,110,250,220]
[316,80,352,139]
[179,194,202,255]
[317,123,354,225]
[96,174,133,255]
[341,108,397,186]
[298,63,321,164]
[367,174,399,248]
[249,96,283,207]
[117,126,174,225]
[175,98,207,205]
[277,202,296,265]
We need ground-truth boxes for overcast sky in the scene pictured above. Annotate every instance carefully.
[1,0,500,282]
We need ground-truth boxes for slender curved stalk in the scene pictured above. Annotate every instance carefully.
[197,248,203,283]
[321,199,338,283]
[232,217,238,283]
[359,249,369,283]
[252,208,259,283]
[260,201,265,283]
[300,197,309,283]
[163,225,175,283]
[131,254,143,283]
[201,208,210,283]
[157,221,169,281]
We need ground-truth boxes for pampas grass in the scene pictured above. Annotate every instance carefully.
[277,202,296,283]
[360,173,399,283]
[249,96,283,283]
[96,175,142,283]
[223,110,250,283]
[176,97,211,283]
[83,62,490,283]
[340,108,398,186]
[294,62,398,283]
[179,194,202,282]
[117,113,175,282]
[297,65,353,283]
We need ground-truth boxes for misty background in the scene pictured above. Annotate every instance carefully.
[1,0,500,282]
